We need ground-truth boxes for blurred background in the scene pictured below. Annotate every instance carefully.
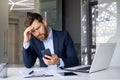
[0,0,120,67]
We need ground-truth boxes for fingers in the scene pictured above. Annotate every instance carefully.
[23,26,33,43]
[24,26,33,36]
[43,57,53,65]
[44,55,52,59]
[43,54,60,65]
[52,54,60,65]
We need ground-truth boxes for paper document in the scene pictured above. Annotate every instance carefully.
[19,70,53,78]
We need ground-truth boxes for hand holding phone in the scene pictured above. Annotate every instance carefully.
[41,49,52,60]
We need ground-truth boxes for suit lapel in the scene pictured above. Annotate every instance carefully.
[53,30,59,55]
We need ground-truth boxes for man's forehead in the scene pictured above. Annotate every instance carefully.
[30,26,38,31]
[31,22,42,28]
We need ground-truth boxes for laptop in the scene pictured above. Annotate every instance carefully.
[62,43,116,73]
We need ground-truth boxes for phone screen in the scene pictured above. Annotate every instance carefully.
[59,72,77,76]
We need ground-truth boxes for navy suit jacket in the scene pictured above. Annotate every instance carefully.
[23,29,79,68]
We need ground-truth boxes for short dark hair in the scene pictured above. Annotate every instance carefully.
[24,12,43,27]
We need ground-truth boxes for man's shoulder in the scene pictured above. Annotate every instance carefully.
[52,29,68,35]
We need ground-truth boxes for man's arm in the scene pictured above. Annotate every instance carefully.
[23,24,38,68]
[62,32,79,68]
[23,42,37,68]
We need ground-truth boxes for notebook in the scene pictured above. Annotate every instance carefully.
[63,43,116,73]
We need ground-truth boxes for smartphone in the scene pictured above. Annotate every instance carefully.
[41,49,52,60]
[59,72,78,76]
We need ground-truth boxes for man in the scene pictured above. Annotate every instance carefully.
[23,12,79,68]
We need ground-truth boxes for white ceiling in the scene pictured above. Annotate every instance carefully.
[8,0,34,11]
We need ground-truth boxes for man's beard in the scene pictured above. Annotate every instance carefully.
[37,28,49,41]
[37,34,47,40]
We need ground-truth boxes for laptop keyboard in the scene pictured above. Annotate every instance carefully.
[76,66,91,70]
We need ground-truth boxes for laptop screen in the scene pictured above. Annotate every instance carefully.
[90,43,116,73]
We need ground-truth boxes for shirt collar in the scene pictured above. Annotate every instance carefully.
[47,27,53,39]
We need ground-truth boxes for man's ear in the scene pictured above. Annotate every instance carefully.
[42,19,47,26]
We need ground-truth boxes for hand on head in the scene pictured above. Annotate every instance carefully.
[23,26,33,43]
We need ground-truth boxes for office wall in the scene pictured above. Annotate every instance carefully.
[0,0,8,59]
[8,12,26,64]
[63,0,81,43]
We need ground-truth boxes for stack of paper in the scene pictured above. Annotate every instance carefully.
[19,70,53,78]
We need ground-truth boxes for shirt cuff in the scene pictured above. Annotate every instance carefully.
[58,58,65,68]
[23,41,30,49]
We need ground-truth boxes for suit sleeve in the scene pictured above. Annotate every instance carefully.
[23,45,37,68]
[62,32,79,68]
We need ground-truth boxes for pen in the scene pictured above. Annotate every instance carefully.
[29,70,34,75]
